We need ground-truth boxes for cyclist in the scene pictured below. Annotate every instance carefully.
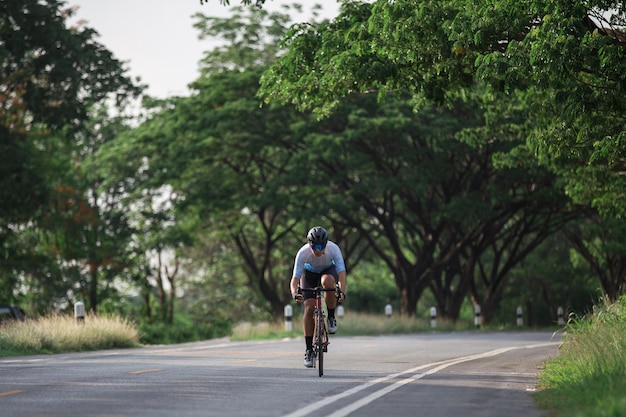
[291,226,347,368]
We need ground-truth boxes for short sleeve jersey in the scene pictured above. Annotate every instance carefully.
[292,240,346,278]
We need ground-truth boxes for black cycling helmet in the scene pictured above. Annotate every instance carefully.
[307,226,328,246]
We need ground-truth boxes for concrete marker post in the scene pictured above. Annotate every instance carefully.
[474,304,481,328]
[430,306,437,329]
[557,306,565,326]
[516,306,524,327]
[74,301,85,324]
[284,304,293,331]
[385,304,392,318]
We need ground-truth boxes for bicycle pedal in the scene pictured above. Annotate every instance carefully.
[323,345,328,352]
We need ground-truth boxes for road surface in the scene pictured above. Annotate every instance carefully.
[0,331,561,417]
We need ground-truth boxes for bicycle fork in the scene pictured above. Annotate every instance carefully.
[313,307,329,354]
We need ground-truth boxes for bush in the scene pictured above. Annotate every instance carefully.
[138,316,231,345]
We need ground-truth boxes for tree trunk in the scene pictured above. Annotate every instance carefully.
[89,263,98,313]
[166,259,179,324]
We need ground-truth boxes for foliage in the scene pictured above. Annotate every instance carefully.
[0,0,142,306]
[564,214,626,301]
[536,295,626,417]
[138,316,231,345]
[2,0,622,338]
[0,0,140,132]
[88,5,338,319]
[497,232,598,327]
[345,260,398,314]
[259,0,626,218]
[94,3,585,323]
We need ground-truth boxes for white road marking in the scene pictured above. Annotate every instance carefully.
[281,342,558,417]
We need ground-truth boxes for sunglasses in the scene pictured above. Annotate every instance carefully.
[311,243,325,251]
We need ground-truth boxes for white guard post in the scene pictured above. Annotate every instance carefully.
[474,304,481,328]
[557,306,565,326]
[385,304,392,318]
[74,301,85,323]
[284,304,293,331]
[430,306,437,329]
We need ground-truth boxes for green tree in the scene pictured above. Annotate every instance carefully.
[20,108,137,314]
[0,0,141,304]
[295,90,579,320]
[259,0,626,218]
[90,5,316,319]
[564,214,626,301]
[501,232,597,327]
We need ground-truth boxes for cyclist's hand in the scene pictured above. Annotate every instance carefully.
[336,288,345,304]
[292,292,303,304]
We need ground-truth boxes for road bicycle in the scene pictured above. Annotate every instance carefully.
[299,285,342,377]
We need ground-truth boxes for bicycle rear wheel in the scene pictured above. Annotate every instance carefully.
[316,312,324,377]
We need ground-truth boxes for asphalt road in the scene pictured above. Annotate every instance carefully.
[0,331,561,417]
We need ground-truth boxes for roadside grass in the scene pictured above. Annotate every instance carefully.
[535,295,626,417]
[230,312,473,341]
[0,314,140,356]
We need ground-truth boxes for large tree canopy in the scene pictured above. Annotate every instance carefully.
[258,0,626,218]
[0,0,141,132]
[1,0,141,302]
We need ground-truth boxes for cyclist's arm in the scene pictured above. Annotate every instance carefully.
[291,247,306,300]
[329,242,347,297]
[336,269,347,301]
[290,276,301,297]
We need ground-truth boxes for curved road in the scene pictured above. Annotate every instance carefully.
[0,331,561,417]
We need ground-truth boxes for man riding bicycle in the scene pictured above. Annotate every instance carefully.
[291,226,347,368]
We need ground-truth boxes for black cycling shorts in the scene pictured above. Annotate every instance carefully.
[301,266,338,300]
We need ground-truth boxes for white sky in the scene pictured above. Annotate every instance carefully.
[68,0,341,98]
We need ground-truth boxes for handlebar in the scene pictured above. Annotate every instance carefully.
[299,286,339,293]
[298,285,343,300]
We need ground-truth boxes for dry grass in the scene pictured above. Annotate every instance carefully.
[230,312,471,341]
[0,313,140,356]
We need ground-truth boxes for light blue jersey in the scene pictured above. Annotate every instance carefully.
[292,241,346,278]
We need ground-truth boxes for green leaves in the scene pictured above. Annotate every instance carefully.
[1,0,143,289]
[259,0,626,217]
[0,0,141,133]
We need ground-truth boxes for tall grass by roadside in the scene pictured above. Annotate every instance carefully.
[0,314,140,356]
[536,295,626,417]
[230,312,473,341]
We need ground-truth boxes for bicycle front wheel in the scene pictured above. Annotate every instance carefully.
[316,313,324,377]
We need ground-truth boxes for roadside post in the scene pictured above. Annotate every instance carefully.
[337,304,344,319]
[284,304,293,331]
[516,306,524,327]
[74,301,85,324]
[385,304,393,318]
[557,306,565,326]
[430,306,437,329]
[474,304,481,328]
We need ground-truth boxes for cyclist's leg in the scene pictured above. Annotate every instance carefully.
[321,268,339,310]
[303,298,315,337]
[321,269,339,334]
[302,271,321,333]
